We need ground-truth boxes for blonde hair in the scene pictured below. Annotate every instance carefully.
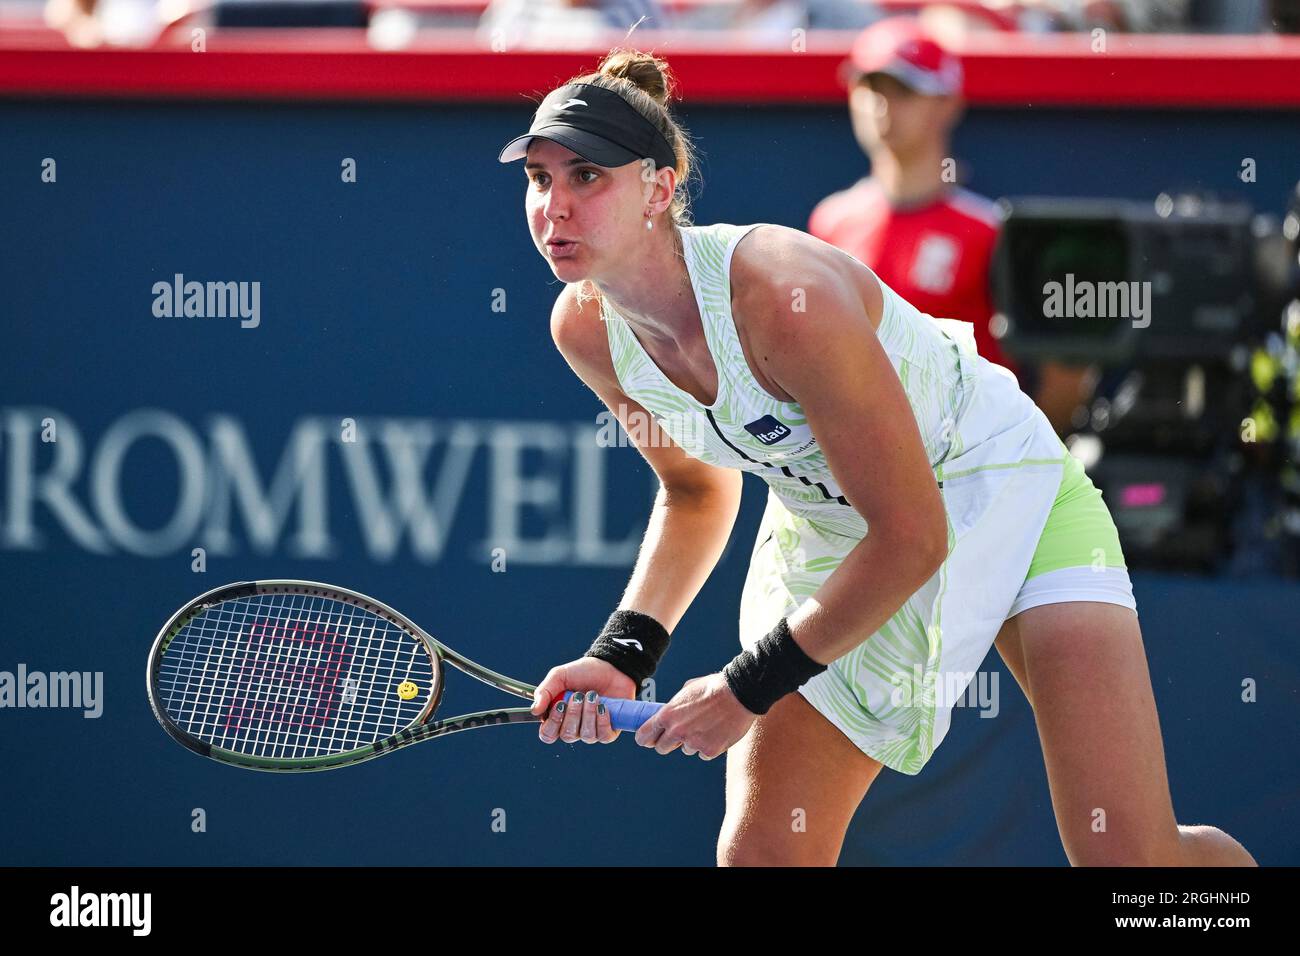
[563,49,700,309]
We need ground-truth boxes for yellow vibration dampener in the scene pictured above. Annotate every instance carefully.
[396,681,419,701]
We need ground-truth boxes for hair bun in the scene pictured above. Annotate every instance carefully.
[596,48,673,107]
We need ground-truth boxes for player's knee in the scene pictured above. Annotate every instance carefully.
[1064,828,1183,867]
[1069,824,1256,867]
[1177,824,1258,867]
[717,826,837,867]
[718,840,826,867]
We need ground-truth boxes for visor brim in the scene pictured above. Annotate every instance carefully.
[497,127,642,167]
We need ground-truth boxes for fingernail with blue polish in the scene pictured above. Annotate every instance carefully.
[586,690,598,703]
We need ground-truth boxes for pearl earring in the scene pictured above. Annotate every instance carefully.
[645,215,654,231]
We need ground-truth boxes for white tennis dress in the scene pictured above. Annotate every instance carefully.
[601,221,1129,774]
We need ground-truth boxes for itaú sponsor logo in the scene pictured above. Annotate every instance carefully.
[0,408,644,565]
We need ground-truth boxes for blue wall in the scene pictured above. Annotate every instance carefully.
[1,99,1296,865]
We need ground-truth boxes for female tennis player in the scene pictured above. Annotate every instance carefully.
[499,49,1256,867]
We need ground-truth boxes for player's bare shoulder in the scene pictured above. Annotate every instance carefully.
[729,224,885,343]
[550,280,618,387]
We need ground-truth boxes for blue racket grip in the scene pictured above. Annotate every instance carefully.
[566,695,662,732]
[604,697,663,731]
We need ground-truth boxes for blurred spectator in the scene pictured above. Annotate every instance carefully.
[212,0,366,26]
[1192,0,1269,33]
[809,16,1094,432]
[44,0,368,45]
[681,0,877,41]
[478,0,669,49]
[45,0,166,45]
[1272,0,1300,31]
[1016,0,1192,32]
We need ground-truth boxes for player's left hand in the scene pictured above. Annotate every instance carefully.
[635,672,756,760]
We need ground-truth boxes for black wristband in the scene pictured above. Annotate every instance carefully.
[723,617,826,716]
[584,609,671,689]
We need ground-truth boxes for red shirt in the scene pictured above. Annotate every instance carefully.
[808,178,1014,372]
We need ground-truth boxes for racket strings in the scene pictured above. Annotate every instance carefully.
[155,590,436,759]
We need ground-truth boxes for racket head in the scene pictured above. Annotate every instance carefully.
[146,581,444,772]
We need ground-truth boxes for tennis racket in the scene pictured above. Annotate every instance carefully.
[146,580,663,772]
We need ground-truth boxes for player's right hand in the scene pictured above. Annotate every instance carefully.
[532,658,637,745]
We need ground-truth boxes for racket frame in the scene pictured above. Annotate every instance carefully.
[146,579,544,773]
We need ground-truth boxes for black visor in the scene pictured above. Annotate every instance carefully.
[498,82,677,170]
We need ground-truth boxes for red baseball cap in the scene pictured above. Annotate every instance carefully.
[848,17,963,96]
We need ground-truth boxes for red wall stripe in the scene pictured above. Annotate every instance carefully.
[0,29,1297,107]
